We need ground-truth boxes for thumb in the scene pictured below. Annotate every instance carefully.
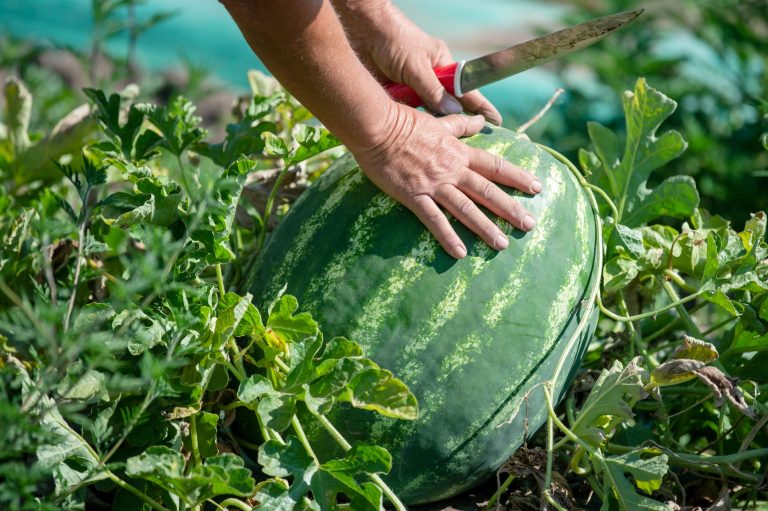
[403,61,464,115]
[438,114,485,138]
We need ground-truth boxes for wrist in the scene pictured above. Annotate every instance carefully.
[345,100,411,159]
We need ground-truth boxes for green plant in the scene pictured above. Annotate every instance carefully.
[486,78,767,510]
[0,73,419,511]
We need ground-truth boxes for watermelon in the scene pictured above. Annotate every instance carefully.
[242,125,599,504]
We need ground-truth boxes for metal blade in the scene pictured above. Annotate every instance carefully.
[460,9,643,93]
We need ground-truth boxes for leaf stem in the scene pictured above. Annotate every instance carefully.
[584,182,619,221]
[661,279,703,337]
[189,413,203,467]
[485,474,515,510]
[605,443,767,483]
[596,289,704,323]
[216,264,226,296]
[256,163,290,252]
[63,222,87,331]
[217,498,252,511]
[291,415,319,463]
[106,471,171,511]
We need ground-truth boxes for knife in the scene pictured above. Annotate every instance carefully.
[384,9,643,108]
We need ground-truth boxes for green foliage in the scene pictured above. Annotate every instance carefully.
[543,0,768,222]
[533,78,768,510]
[0,69,413,511]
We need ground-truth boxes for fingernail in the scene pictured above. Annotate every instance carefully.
[482,110,502,126]
[453,244,467,258]
[531,179,542,193]
[440,96,463,115]
[523,215,536,231]
[493,234,509,250]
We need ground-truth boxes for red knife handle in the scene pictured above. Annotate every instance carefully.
[383,61,462,108]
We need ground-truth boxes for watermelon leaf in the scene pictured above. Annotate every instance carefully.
[582,78,696,228]
[597,449,669,510]
[125,447,255,507]
[267,294,319,344]
[258,438,386,511]
[570,357,648,448]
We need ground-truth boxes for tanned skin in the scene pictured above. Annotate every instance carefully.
[221,0,541,258]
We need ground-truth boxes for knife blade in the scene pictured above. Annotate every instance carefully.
[384,9,643,108]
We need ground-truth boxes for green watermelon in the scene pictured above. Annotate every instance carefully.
[242,125,599,504]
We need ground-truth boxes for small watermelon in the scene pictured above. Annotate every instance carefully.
[242,124,599,504]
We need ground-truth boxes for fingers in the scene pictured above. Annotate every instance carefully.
[458,90,502,126]
[433,184,509,251]
[403,60,464,116]
[407,195,467,258]
[467,147,542,195]
[458,171,536,232]
[437,114,485,139]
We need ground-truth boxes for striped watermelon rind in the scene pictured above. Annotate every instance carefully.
[242,125,600,504]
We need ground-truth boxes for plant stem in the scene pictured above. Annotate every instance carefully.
[605,443,767,483]
[597,289,704,323]
[544,385,598,457]
[661,279,703,337]
[311,410,407,511]
[216,264,226,296]
[256,164,290,252]
[663,270,697,294]
[485,474,515,510]
[217,498,252,511]
[106,471,171,511]
[584,183,620,221]
[542,404,557,510]
[291,415,319,463]
[63,222,87,331]
[701,315,739,337]
[189,413,203,467]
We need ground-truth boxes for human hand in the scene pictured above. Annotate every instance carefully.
[352,103,541,258]
[336,0,502,123]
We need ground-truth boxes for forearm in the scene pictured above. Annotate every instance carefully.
[220,0,394,152]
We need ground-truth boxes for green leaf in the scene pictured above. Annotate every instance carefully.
[599,450,669,510]
[288,124,341,165]
[267,295,319,344]
[258,437,314,479]
[100,176,183,227]
[237,375,295,431]
[73,303,116,333]
[585,79,695,227]
[137,96,207,157]
[198,93,284,167]
[571,357,648,447]
[238,374,279,403]
[308,357,418,420]
[9,361,108,493]
[321,443,391,476]
[257,394,297,432]
[182,411,219,458]
[125,446,255,507]
[214,292,253,349]
[84,88,148,160]
[257,437,385,511]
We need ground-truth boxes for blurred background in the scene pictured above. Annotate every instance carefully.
[1,0,766,220]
